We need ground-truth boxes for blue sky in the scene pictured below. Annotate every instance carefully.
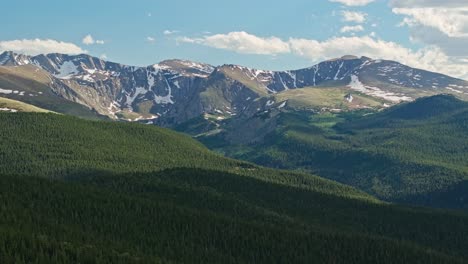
[1,0,468,78]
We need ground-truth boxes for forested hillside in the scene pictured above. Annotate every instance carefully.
[1,112,468,263]
[201,95,468,209]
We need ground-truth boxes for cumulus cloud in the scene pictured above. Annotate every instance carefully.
[82,35,94,45]
[341,11,367,23]
[147,36,156,43]
[393,7,468,37]
[0,39,86,55]
[179,31,468,79]
[390,0,468,60]
[178,31,291,55]
[82,34,105,45]
[329,0,375,6]
[407,25,468,57]
[288,36,468,78]
[340,25,365,33]
[390,0,468,8]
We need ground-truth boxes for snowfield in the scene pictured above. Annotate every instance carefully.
[347,75,412,103]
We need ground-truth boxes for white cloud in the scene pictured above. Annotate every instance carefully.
[147,36,156,43]
[407,25,468,57]
[178,31,291,55]
[390,0,468,8]
[341,11,367,23]
[0,39,86,55]
[100,54,107,60]
[393,7,468,37]
[82,34,105,45]
[340,25,365,33]
[180,31,468,79]
[177,36,197,44]
[289,36,468,78]
[329,0,375,6]
[163,30,179,35]
[390,1,468,59]
[82,35,95,45]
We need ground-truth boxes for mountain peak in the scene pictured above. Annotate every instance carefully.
[0,51,31,66]
[0,51,14,57]
[326,55,372,62]
[155,59,215,78]
[341,55,360,60]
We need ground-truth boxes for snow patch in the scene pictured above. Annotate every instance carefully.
[446,87,463,94]
[0,108,18,112]
[277,74,289,90]
[287,71,297,88]
[53,61,79,79]
[147,72,156,88]
[154,75,174,104]
[107,101,122,118]
[334,62,344,80]
[347,75,412,103]
[153,64,170,71]
[177,60,215,74]
[132,115,158,122]
[0,88,13,94]
[126,87,148,108]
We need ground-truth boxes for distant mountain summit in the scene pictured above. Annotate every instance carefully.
[1,51,467,125]
[0,51,31,66]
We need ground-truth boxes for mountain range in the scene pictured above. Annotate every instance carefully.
[1,51,468,126]
[2,51,468,209]
[2,50,468,262]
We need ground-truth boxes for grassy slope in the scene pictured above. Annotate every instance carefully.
[274,86,385,110]
[1,112,468,263]
[208,95,468,209]
[0,97,51,113]
[218,66,269,96]
[0,65,103,119]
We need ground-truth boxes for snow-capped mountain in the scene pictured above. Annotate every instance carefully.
[0,51,32,66]
[0,52,220,122]
[1,51,467,126]
[217,55,468,102]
